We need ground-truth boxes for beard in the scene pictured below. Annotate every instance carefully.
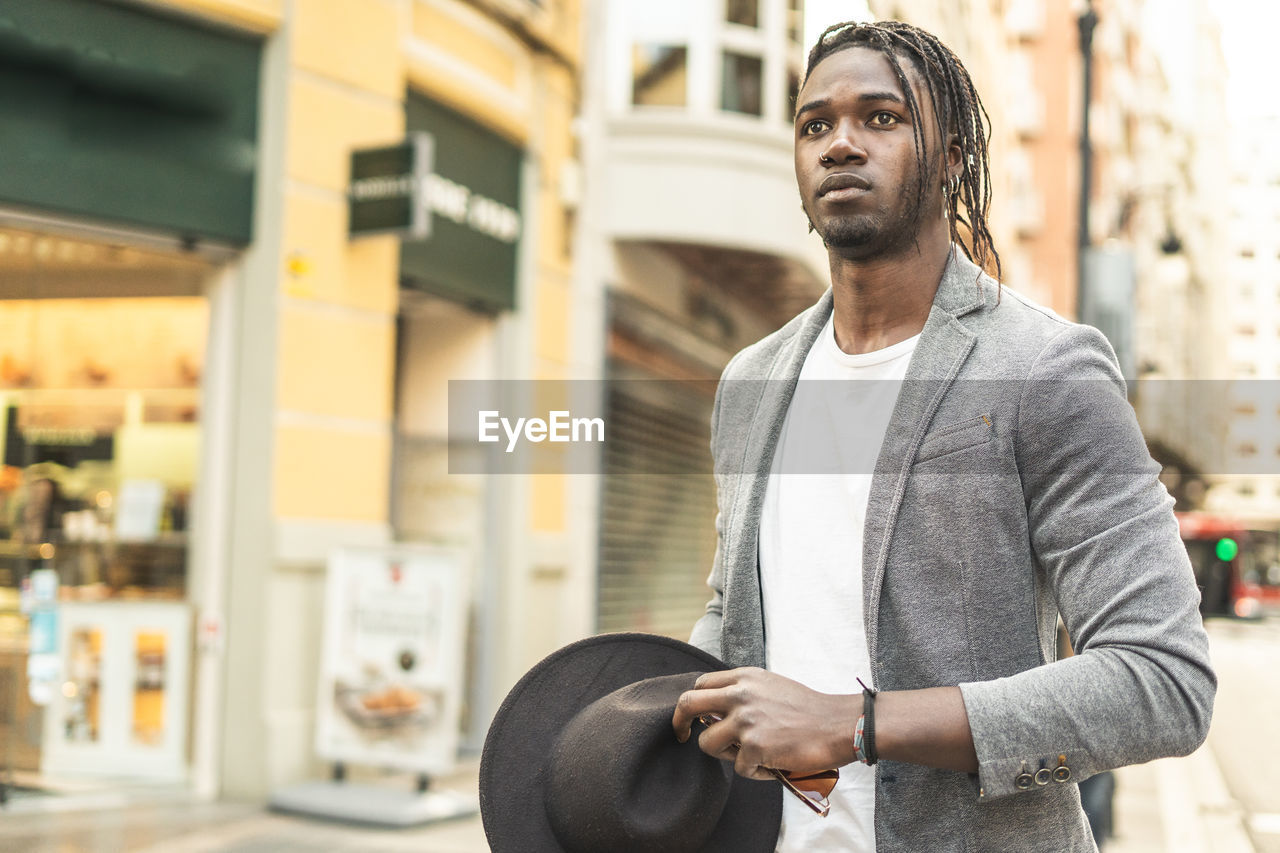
[803,192,926,256]
[818,213,882,248]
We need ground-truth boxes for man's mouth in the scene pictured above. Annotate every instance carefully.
[819,173,872,201]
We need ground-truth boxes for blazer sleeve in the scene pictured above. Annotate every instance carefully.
[688,506,726,660]
[958,323,1216,800]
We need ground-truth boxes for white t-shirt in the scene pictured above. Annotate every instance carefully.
[760,315,917,853]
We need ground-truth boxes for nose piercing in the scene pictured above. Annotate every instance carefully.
[820,153,835,164]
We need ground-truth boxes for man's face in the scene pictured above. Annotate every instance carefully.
[794,46,946,255]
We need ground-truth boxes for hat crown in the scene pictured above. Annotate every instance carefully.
[545,673,733,853]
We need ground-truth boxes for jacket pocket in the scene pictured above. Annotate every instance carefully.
[915,414,993,464]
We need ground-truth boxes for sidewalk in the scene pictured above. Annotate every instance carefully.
[0,764,489,853]
[0,747,1255,853]
[1109,745,1255,853]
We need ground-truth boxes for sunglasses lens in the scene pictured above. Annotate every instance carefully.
[785,770,839,798]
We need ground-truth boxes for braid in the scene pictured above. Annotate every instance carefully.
[803,21,1002,283]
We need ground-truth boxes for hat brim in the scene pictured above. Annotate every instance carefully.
[480,633,782,853]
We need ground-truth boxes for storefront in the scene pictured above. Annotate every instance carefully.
[0,0,260,796]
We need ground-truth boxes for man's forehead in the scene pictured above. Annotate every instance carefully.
[799,44,926,102]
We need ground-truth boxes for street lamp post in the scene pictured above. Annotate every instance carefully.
[1077,0,1099,323]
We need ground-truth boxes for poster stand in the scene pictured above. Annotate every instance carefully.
[268,545,477,827]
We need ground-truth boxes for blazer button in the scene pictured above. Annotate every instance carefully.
[1034,768,1052,786]
[1053,766,1072,783]
[1015,772,1035,790]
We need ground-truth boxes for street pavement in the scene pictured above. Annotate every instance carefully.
[1,617,1276,852]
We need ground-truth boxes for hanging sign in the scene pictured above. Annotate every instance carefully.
[313,546,468,774]
[348,133,521,245]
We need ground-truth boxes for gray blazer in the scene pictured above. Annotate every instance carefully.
[689,251,1215,852]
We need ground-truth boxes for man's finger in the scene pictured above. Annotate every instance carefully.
[692,668,751,690]
[692,715,741,759]
[671,686,737,742]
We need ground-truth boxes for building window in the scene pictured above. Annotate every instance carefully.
[787,0,805,44]
[1241,247,1255,258]
[721,51,763,115]
[726,0,759,28]
[1239,481,1255,497]
[1238,442,1258,457]
[632,45,688,107]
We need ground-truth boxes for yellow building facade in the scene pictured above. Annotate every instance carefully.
[0,0,585,800]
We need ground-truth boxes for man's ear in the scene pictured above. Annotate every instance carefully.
[945,134,964,181]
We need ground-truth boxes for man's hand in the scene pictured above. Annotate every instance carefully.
[672,670,981,779]
[671,667,861,781]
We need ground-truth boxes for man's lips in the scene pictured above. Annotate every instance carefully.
[818,173,872,199]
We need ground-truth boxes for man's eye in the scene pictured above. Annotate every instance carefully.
[871,112,899,126]
[801,120,829,135]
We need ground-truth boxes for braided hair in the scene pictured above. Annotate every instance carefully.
[803,20,1001,281]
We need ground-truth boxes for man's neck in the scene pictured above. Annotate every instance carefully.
[826,230,952,355]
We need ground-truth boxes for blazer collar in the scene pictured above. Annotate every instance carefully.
[780,246,990,380]
[931,248,992,320]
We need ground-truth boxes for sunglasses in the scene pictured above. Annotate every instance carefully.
[695,714,839,817]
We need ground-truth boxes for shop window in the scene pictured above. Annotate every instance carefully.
[722,51,764,116]
[64,627,102,742]
[725,0,759,28]
[132,630,166,746]
[0,223,210,783]
[632,45,688,107]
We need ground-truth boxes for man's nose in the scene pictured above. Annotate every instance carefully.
[822,126,867,164]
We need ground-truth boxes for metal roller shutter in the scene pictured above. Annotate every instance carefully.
[597,386,718,639]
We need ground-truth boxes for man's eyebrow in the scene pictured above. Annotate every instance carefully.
[793,91,906,121]
[858,91,904,104]
[794,97,831,120]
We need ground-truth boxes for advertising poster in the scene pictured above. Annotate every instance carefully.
[314,546,466,775]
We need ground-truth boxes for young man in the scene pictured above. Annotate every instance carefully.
[671,21,1214,852]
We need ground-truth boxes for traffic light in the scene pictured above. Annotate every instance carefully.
[1215,537,1239,562]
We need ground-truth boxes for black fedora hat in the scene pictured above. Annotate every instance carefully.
[479,633,782,853]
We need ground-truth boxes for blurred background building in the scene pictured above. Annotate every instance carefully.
[1207,113,1280,519]
[0,0,1271,819]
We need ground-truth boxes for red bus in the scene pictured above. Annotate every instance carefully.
[1175,512,1280,619]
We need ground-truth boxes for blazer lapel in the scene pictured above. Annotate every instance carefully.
[862,251,988,677]
[721,290,833,668]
